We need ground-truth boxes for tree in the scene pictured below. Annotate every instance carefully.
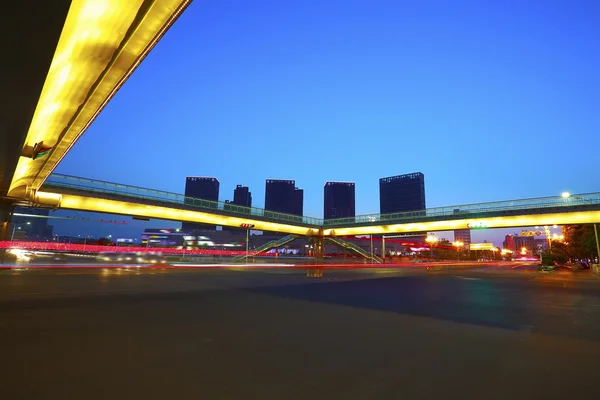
[541,241,569,266]
[562,224,598,259]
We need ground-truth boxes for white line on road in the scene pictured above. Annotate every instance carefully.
[455,276,481,280]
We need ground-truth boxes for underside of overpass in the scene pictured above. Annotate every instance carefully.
[0,1,72,238]
[0,2,71,201]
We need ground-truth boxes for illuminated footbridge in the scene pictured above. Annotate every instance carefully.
[40,174,600,237]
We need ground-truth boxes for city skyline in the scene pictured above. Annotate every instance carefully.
[46,0,599,245]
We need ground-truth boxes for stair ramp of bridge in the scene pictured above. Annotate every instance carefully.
[233,234,297,261]
[326,237,383,263]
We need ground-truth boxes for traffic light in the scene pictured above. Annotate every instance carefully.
[240,223,255,228]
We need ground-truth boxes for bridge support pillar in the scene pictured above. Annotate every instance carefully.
[0,202,14,264]
[0,202,12,240]
[313,236,324,265]
[306,236,324,278]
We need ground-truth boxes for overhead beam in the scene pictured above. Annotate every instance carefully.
[0,1,72,197]
[8,0,192,199]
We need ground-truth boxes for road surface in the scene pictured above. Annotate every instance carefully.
[1,265,600,399]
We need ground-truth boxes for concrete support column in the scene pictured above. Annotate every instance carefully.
[313,236,324,265]
[0,202,13,240]
[307,236,324,278]
[0,202,14,264]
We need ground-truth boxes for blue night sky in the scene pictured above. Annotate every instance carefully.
[53,0,600,243]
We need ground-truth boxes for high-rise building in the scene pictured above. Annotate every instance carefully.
[324,181,355,220]
[379,172,426,214]
[223,185,253,233]
[265,179,303,216]
[233,185,252,208]
[454,229,471,249]
[293,187,304,216]
[182,176,219,232]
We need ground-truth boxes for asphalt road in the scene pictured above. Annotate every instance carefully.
[1,266,600,399]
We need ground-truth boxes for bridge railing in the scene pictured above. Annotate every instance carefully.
[43,174,322,227]
[323,193,600,227]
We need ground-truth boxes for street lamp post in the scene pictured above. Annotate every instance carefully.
[594,224,600,265]
[370,235,373,264]
[491,247,498,260]
[542,226,552,249]
[425,235,438,260]
[366,217,376,264]
[452,241,464,261]
[240,223,255,261]
[246,229,250,259]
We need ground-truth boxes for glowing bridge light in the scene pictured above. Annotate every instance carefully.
[8,0,193,198]
[467,221,489,229]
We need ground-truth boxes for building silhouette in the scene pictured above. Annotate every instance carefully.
[503,234,536,253]
[233,185,252,208]
[379,172,426,214]
[454,229,471,249]
[223,185,253,233]
[324,181,355,220]
[182,176,219,232]
[265,179,303,216]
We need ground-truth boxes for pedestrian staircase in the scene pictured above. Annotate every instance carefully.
[233,234,297,261]
[326,236,383,263]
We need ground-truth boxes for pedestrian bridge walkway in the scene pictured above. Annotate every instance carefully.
[40,174,600,236]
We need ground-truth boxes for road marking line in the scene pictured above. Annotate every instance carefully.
[455,276,481,280]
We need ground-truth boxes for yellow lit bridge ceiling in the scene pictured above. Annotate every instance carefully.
[6,0,191,200]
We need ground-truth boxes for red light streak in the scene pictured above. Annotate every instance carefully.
[0,241,276,256]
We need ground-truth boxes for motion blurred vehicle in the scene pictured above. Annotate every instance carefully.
[96,252,166,264]
[565,260,590,271]
[538,264,558,272]
[7,249,68,263]
[538,260,590,272]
